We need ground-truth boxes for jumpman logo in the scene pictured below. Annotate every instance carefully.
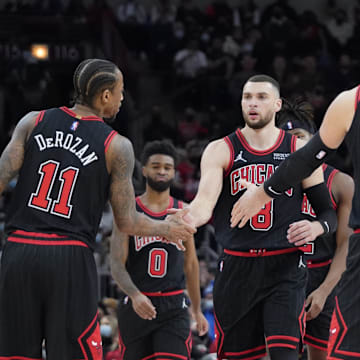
[234,151,247,162]
[298,256,306,268]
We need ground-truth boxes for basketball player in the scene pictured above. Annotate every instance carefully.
[176,75,337,360]
[230,85,360,359]
[0,59,195,360]
[278,99,353,360]
[110,140,208,360]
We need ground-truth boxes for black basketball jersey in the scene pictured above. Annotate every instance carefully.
[345,85,360,229]
[213,128,304,250]
[300,164,338,261]
[5,107,117,249]
[126,197,185,293]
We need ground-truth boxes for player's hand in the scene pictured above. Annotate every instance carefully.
[231,180,272,228]
[305,288,328,321]
[287,220,324,246]
[192,310,209,336]
[130,292,157,320]
[163,208,197,251]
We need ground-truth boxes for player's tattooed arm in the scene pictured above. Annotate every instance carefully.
[110,225,139,297]
[0,111,37,195]
[107,135,195,245]
[110,225,157,320]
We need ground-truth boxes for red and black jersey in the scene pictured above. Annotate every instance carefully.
[213,128,304,250]
[345,85,360,230]
[5,107,117,249]
[300,164,338,262]
[126,196,185,293]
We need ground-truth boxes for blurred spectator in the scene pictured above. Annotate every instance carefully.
[228,53,257,105]
[205,0,233,36]
[115,0,147,24]
[177,107,208,145]
[176,0,204,30]
[174,39,208,80]
[149,0,177,25]
[326,8,354,50]
[232,0,261,31]
[262,5,297,56]
[100,314,120,358]
[143,105,177,143]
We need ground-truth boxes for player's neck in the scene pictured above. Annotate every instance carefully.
[70,104,103,119]
[242,123,280,151]
[139,188,171,213]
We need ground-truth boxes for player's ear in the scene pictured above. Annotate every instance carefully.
[101,89,111,104]
[142,166,147,177]
[275,97,282,113]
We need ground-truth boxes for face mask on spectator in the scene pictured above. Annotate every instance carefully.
[100,324,112,337]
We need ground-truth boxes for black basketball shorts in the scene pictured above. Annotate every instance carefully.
[0,234,102,360]
[117,291,192,360]
[213,248,307,360]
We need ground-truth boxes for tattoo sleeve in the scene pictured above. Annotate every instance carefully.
[110,225,140,297]
[108,136,168,237]
[0,112,37,195]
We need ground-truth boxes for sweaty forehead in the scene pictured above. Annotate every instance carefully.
[243,81,278,96]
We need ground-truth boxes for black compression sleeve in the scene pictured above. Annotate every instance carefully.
[304,183,337,235]
[264,132,337,198]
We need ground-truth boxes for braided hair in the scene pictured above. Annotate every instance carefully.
[277,98,317,134]
[72,59,119,107]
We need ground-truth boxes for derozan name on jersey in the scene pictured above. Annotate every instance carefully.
[34,132,98,166]
[134,235,183,251]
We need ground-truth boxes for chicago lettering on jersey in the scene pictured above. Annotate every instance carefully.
[301,194,316,218]
[230,163,294,197]
[230,163,276,195]
[134,235,183,251]
[34,132,98,166]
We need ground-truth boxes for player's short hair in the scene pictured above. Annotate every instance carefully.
[141,140,178,166]
[277,98,317,134]
[73,59,119,107]
[246,74,280,95]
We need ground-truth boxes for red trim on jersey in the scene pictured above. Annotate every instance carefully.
[141,353,187,360]
[307,258,332,268]
[35,110,45,126]
[299,302,306,345]
[222,345,267,358]
[266,335,299,343]
[224,247,298,257]
[8,237,88,247]
[178,201,184,209]
[60,106,104,122]
[291,134,297,153]
[354,228,360,234]
[136,196,175,217]
[104,130,117,153]
[267,343,297,350]
[214,312,225,358]
[355,85,360,111]
[12,230,67,238]
[185,330,192,359]
[78,313,101,360]
[118,330,126,359]
[224,135,234,177]
[327,168,339,210]
[142,289,184,297]
[304,333,328,350]
[235,128,285,156]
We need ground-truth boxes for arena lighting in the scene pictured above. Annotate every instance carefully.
[31,44,49,60]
